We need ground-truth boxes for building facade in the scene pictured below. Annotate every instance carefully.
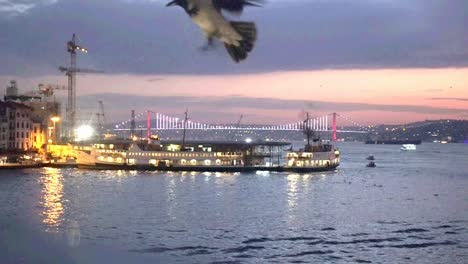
[31,122,46,150]
[0,101,47,152]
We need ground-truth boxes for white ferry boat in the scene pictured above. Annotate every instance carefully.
[284,143,340,173]
[66,135,340,173]
[50,111,340,172]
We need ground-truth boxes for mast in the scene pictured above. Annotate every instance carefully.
[303,112,315,151]
[130,110,136,139]
[306,112,311,147]
[182,109,188,150]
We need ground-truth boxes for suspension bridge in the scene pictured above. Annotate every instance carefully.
[111,111,373,141]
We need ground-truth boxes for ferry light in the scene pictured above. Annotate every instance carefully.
[245,138,252,143]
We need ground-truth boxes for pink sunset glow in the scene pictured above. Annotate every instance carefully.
[1,68,467,125]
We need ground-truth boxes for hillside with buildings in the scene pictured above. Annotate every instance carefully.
[367,120,468,143]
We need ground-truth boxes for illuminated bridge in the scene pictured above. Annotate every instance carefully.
[112,111,373,141]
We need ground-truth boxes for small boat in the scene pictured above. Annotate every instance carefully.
[366,155,375,160]
[366,161,376,168]
[400,144,417,151]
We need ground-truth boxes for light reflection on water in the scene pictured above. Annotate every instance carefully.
[287,174,300,209]
[1,143,467,263]
[40,167,65,231]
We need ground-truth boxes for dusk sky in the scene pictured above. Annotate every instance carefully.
[1,0,467,125]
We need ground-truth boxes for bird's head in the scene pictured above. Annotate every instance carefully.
[166,0,188,9]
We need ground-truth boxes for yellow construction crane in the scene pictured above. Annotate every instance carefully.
[59,33,103,141]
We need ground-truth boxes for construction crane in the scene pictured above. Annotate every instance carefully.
[96,101,106,139]
[38,83,67,98]
[59,33,104,141]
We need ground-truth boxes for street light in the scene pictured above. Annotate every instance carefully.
[50,116,61,143]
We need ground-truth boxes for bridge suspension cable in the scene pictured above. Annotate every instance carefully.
[113,111,370,135]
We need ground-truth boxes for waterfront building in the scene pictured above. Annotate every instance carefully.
[0,101,33,150]
[0,109,8,150]
[0,101,49,152]
[31,123,46,150]
[0,81,61,151]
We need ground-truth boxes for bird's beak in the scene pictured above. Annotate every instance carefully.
[166,0,177,7]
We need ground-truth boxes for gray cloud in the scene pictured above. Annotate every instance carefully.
[1,0,467,75]
[0,0,57,16]
[429,97,468,102]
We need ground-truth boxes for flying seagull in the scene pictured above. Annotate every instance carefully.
[166,0,262,63]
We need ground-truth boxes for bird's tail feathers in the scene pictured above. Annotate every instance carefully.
[224,21,257,63]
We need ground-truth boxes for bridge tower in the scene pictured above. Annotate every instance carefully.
[332,112,337,141]
[147,110,152,139]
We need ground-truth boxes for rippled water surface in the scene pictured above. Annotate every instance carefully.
[1,143,467,263]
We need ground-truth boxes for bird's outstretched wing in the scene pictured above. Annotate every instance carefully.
[212,0,262,15]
